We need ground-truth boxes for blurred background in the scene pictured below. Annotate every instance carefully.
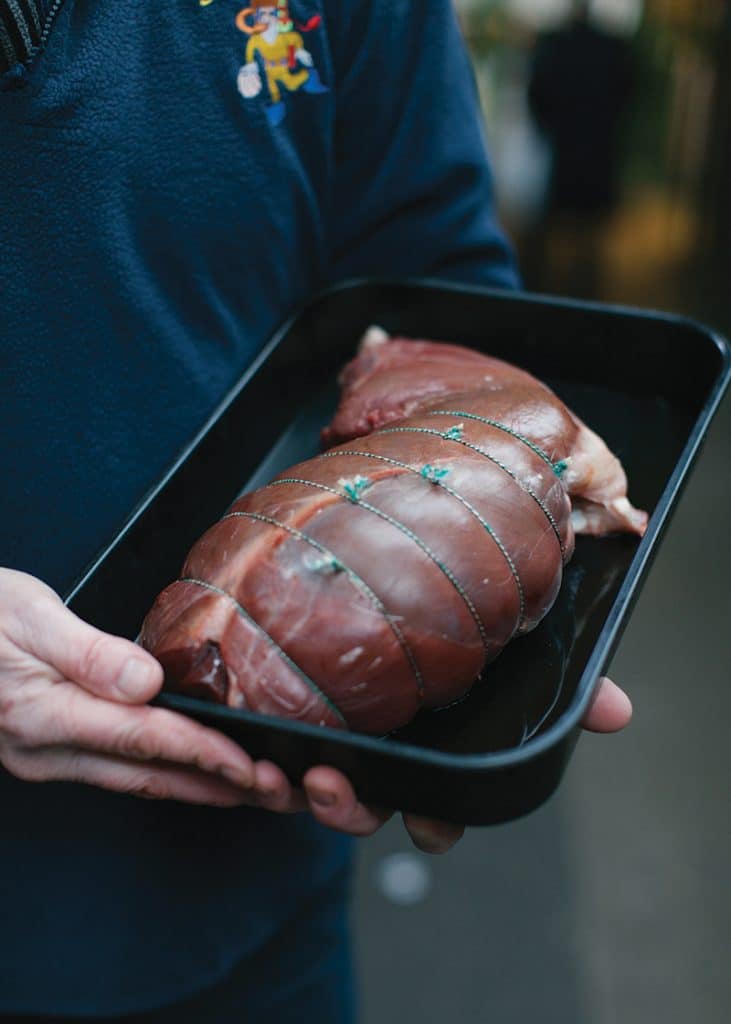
[353,2,731,1021]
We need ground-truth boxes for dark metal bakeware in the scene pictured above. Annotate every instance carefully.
[65,279,731,825]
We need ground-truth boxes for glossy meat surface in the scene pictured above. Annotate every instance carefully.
[141,329,647,734]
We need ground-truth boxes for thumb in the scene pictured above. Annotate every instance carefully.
[582,676,633,733]
[18,588,162,703]
[403,815,465,855]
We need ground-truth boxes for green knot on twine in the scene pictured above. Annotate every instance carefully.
[340,475,372,502]
[306,554,343,575]
[553,458,570,478]
[443,423,464,441]
[420,464,451,484]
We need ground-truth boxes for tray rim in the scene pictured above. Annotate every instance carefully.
[65,276,731,771]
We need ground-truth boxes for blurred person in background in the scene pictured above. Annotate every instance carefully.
[527,0,635,297]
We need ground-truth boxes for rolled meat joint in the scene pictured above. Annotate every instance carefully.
[140,328,647,735]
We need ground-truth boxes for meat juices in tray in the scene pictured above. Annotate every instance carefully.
[140,328,647,736]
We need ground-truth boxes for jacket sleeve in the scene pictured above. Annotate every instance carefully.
[326,0,520,290]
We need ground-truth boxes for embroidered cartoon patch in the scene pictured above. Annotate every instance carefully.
[197,1,325,126]
[200,1,327,125]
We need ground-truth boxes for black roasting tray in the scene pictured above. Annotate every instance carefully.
[64,280,731,825]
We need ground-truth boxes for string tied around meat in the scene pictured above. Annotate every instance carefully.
[305,553,344,575]
[442,424,464,441]
[553,458,570,478]
[340,475,372,502]
[420,464,451,484]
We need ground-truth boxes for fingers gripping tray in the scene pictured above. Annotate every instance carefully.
[65,281,731,825]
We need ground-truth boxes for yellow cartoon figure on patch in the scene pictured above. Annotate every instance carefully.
[236,1,327,126]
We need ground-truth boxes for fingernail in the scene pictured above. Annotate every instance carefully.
[308,786,336,807]
[220,765,254,789]
[117,659,158,699]
[420,838,453,855]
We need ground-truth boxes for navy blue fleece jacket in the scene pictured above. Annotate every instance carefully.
[0,0,517,1013]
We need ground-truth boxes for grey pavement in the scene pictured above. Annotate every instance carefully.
[352,334,731,1023]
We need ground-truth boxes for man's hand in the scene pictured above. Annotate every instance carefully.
[296,676,632,853]
[0,569,632,852]
[0,570,260,806]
